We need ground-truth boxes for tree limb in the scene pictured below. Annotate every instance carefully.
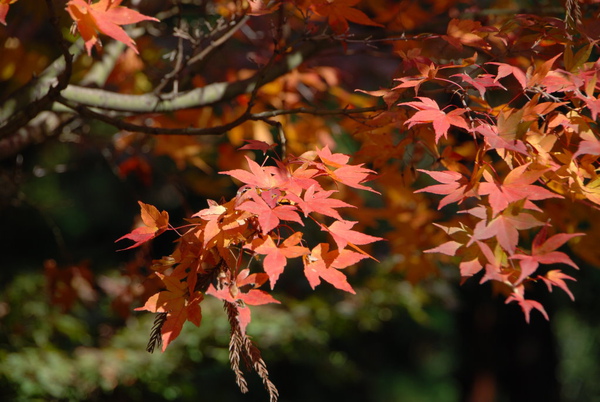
[59,40,320,114]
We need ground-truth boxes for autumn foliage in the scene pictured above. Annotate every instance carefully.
[2,0,600,399]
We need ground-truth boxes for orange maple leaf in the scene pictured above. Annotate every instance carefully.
[135,272,203,351]
[116,201,169,250]
[249,233,310,288]
[0,0,17,25]
[311,0,383,34]
[66,0,158,55]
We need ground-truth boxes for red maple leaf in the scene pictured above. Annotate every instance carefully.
[135,272,203,351]
[510,226,582,284]
[116,201,169,250]
[66,0,159,55]
[288,184,355,220]
[250,233,310,288]
[315,146,379,193]
[315,145,351,168]
[303,243,367,294]
[401,97,470,142]
[324,220,383,251]
[237,190,303,234]
[478,164,561,216]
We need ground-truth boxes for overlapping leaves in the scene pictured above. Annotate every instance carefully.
[119,144,381,349]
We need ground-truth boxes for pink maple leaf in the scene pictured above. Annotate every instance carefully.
[415,169,475,209]
[400,97,470,142]
[324,220,383,250]
[510,227,582,284]
[221,156,288,189]
[539,270,576,301]
[471,211,544,255]
[505,286,549,323]
[478,164,561,216]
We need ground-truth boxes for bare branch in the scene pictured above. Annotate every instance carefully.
[58,41,320,113]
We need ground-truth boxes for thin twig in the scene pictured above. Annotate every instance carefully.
[57,98,385,136]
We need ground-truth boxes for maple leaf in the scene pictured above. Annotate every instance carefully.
[192,199,227,246]
[573,139,600,159]
[424,240,462,256]
[250,233,310,288]
[472,123,528,155]
[206,269,280,334]
[451,73,505,98]
[478,164,561,216]
[487,62,527,89]
[135,272,203,351]
[579,95,600,121]
[238,140,276,154]
[116,201,169,250]
[237,190,303,234]
[303,243,367,294]
[0,0,16,25]
[528,53,562,88]
[539,270,576,301]
[415,169,475,209]
[66,0,158,56]
[460,257,484,277]
[475,240,512,284]
[324,220,383,251]
[470,208,544,255]
[315,145,350,168]
[401,97,470,142]
[315,146,379,193]
[311,0,383,34]
[510,226,582,284]
[221,155,288,190]
[206,271,280,307]
[288,184,355,220]
[393,63,440,95]
[505,290,549,324]
[442,19,494,51]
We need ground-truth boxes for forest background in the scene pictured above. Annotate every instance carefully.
[1,0,600,401]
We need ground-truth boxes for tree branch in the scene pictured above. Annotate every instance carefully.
[57,97,385,136]
[58,40,320,113]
